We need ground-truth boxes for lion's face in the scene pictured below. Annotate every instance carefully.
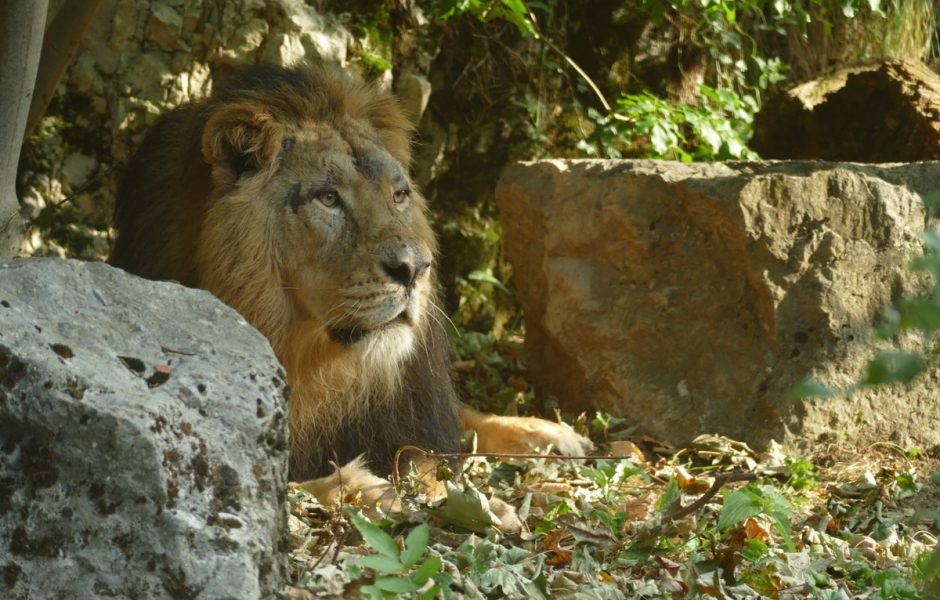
[272,118,436,355]
[195,110,436,368]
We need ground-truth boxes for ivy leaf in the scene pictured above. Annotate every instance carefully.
[349,513,400,559]
[656,478,680,513]
[650,124,672,156]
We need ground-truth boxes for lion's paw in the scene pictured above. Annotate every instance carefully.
[298,456,401,514]
[463,408,594,456]
[522,418,594,456]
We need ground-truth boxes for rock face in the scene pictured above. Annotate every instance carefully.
[0,259,289,599]
[497,160,940,452]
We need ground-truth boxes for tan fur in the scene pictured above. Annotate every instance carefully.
[111,63,592,512]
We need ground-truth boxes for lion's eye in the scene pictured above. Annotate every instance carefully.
[393,189,411,204]
[316,190,342,208]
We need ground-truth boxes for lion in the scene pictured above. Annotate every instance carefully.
[110,62,591,508]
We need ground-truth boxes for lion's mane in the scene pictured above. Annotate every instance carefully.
[111,63,462,480]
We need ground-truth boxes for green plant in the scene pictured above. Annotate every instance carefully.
[718,483,795,550]
[582,84,760,160]
[784,455,818,490]
[349,514,445,599]
[436,0,535,37]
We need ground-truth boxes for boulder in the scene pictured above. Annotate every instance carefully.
[0,259,289,599]
[751,59,940,162]
[496,159,940,452]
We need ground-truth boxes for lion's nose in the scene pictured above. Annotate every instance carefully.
[382,241,429,288]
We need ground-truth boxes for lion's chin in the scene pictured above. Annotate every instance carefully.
[328,310,412,346]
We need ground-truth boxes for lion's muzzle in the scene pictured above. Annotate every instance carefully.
[380,237,430,290]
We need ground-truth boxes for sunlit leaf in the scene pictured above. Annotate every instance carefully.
[468,270,511,294]
[412,556,442,586]
[718,489,762,530]
[360,555,405,575]
[373,575,418,593]
[426,481,501,533]
[349,513,400,559]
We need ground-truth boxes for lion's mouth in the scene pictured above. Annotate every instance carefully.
[329,310,411,345]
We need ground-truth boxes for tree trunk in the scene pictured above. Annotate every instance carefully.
[26,0,105,139]
[0,1,48,257]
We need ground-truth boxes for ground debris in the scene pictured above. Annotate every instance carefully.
[287,435,940,598]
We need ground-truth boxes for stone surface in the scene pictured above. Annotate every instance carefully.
[0,259,289,599]
[497,159,940,452]
[751,59,940,162]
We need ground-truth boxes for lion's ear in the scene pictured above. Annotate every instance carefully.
[201,104,285,185]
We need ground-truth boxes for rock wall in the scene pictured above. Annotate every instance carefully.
[496,160,940,452]
[19,0,353,258]
[0,259,289,599]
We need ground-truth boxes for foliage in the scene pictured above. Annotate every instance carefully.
[581,84,759,160]
[288,435,939,597]
[349,514,445,599]
[437,0,536,37]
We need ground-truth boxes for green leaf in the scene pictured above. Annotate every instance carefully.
[425,481,501,533]
[921,229,940,252]
[900,298,940,332]
[358,584,387,600]
[467,269,511,294]
[922,191,940,207]
[650,124,672,155]
[718,488,762,530]
[656,478,680,513]
[771,511,796,551]
[401,524,430,568]
[350,513,400,559]
[862,351,924,386]
[412,555,443,586]
[788,378,838,400]
[360,555,405,575]
[373,575,419,594]
[418,584,442,600]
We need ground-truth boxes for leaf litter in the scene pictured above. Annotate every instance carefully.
[286,428,939,598]
[286,325,938,598]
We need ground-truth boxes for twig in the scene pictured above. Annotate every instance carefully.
[663,471,759,522]
[391,444,644,489]
[524,7,631,122]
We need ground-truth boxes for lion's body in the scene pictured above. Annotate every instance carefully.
[111,64,461,480]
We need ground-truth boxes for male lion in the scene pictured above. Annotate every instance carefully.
[110,63,590,506]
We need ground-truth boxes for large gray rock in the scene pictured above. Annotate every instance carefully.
[0,259,289,599]
[497,160,940,452]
